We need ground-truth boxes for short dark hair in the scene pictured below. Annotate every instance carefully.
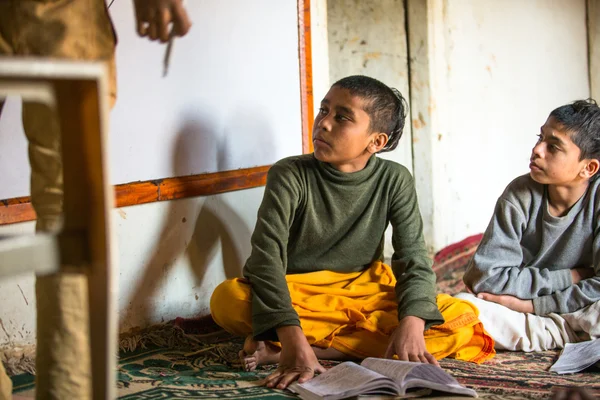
[550,99,600,161]
[332,75,408,153]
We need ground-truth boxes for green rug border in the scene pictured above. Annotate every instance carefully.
[11,372,35,393]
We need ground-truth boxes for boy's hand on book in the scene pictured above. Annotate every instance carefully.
[264,325,325,390]
[476,292,534,313]
[385,316,439,367]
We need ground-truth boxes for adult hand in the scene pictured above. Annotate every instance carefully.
[384,316,438,366]
[133,0,192,42]
[477,292,534,313]
[263,325,325,390]
[571,267,594,284]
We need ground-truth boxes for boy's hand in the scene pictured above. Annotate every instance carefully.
[384,316,439,366]
[263,325,325,390]
[133,0,192,42]
[477,292,534,313]
[571,267,594,284]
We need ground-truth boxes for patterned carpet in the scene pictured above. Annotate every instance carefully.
[12,331,600,399]
[9,234,600,398]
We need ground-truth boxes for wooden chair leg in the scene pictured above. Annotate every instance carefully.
[0,59,117,400]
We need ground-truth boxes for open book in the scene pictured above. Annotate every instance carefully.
[288,358,477,400]
[550,338,600,374]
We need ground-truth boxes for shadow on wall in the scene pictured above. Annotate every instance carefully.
[119,108,274,331]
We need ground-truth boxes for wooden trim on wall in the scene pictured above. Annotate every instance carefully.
[298,0,314,154]
[1,166,270,225]
[0,1,313,226]
[0,197,36,225]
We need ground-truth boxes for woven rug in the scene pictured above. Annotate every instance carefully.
[10,334,600,399]
[9,234,600,398]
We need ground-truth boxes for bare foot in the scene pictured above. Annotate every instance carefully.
[239,336,281,371]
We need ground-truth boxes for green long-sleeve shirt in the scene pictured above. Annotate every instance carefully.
[243,154,444,341]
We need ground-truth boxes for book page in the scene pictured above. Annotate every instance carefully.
[361,358,418,384]
[289,362,398,400]
[550,338,600,374]
[360,358,476,397]
[406,364,457,385]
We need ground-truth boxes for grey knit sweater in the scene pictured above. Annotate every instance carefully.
[464,174,600,315]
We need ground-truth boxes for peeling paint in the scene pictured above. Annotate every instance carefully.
[428,100,437,115]
[364,52,381,60]
[17,284,28,305]
[418,112,427,127]
[438,133,443,141]
[412,112,427,130]
[118,209,127,220]
[0,319,11,344]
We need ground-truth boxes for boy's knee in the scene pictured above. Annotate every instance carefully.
[210,279,248,308]
[210,278,252,336]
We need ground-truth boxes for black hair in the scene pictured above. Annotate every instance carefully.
[550,99,600,162]
[332,75,408,153]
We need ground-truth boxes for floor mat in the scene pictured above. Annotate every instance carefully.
[10,322,600,399]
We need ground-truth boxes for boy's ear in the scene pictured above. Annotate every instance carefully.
[367,133,389,154]
[581,159,600,179]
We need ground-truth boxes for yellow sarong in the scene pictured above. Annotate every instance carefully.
[210,261,495,364]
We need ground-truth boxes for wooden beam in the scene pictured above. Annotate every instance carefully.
[0,165,270,226]
[299,0,314,154]
[0,196,36,225]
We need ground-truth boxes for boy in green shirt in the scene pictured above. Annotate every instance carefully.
[211,76,494,389]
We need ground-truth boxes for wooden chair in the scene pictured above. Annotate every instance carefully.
[0,58,117,400]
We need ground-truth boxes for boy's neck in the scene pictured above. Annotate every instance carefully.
[329,153,374,173]
[546,180,590,217]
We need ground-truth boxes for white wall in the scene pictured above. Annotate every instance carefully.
[0,0,303,200]
[0,0,309,346]
[0,97,29,198]
[410,0,589,250]
[0,188,263,345]
[311,0,331,117]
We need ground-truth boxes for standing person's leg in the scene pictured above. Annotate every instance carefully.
[0,361,10,400]
[4,0,116,398]
[0,5,15,397]
[22,100,95,399]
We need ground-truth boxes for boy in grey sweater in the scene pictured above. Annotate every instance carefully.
[460,99,600,351]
